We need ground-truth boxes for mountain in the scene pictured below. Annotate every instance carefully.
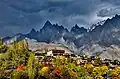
[28,20,69,43]
[71,24,87,35]
[74,14,120,47]
[3,20,70,43]
[89,14,120,46]
[79,14,120,60]
[3,14,120,60]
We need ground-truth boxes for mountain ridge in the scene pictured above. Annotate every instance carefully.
[3,14,120,60]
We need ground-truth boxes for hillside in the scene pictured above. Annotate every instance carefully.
[28,41,74,54]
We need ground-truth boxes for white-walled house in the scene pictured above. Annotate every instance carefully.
[47,50,53,56]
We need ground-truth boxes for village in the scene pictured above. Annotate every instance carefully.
[29,46,120,79]
[4,37,120,68]
[33,48,120,69]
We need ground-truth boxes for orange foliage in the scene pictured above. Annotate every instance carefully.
[16,64,27,72]
[72,72,78,77]
[54,67,61,75]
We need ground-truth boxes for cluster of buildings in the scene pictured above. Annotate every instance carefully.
[32,48,120,69]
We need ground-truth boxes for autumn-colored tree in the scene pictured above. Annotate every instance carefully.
[110,67,120,79]
[84,63,94,74]
[91,65,109,79]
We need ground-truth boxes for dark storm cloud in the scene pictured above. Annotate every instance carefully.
[97,0,120,17]
[0,0,120,36]
[97,7,120,17]
[101,0,120,5]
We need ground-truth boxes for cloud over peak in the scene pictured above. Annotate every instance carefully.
[97,7,120,17]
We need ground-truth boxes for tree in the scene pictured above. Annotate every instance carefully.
[0,37,3,45]
[0,38,8,53]
[27,53,38,79]
[94,57,102,66]
[0,41,31,78]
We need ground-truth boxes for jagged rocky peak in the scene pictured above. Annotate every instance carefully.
[105,14,120,22]
[71,24,87,34]
[53,23,59,26]
[26,28,38,39]
[89,14,120,32]
[30,28,36,33]
[71,24,80,33]
[114,14,120,18]
[111,14,120,22]
[41,20,55,31]
[41,21,68,34]
[89,20,106,32]
[44,20,52,26]
[100,14,120,30]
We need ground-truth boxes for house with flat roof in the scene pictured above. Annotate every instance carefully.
[52,49,65,56]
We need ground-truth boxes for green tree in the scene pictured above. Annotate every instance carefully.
[27,53,38,79]
[0,41,31,78]
[0,38,8,53]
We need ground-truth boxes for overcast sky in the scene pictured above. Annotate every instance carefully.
[0,0,120,37]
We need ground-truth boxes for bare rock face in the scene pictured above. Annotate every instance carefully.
[99,45,120,60]
[82,44,120,60]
